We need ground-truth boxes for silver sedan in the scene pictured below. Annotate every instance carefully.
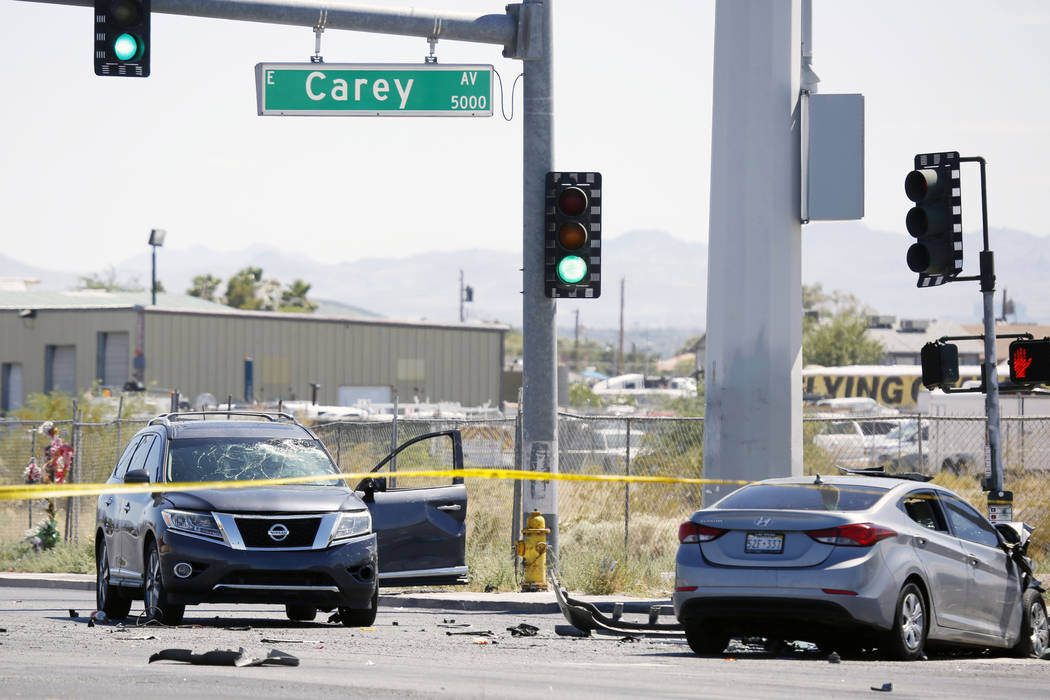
[673,473,1048,660]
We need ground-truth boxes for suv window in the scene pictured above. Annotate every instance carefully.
[168,437,341,484]
[942,497,1000,548]
[113,436,144,480]
[126,435,156,479]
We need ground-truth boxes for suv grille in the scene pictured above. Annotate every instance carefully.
[234,516,322,548]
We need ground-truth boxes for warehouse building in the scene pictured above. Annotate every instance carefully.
[0,290,507,413]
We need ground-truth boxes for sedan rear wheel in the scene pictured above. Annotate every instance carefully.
[883,582,926,661]
[143,541,185,625]
[1011,588,1049,658]
[96,540,131,620]
[684,622,730,656]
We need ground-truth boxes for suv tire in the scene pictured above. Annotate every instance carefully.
[338,588,378,627]
[143,540,185,625]
[285,604,318,622]
[96,539,131,620]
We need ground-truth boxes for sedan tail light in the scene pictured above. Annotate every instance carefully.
[679,521,728,544]
[806,522,897,547]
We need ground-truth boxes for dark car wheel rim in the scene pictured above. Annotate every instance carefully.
[145,550,162,613]
[97,543,110,606]
[1030,600,1049,657]
[899,590,925,652]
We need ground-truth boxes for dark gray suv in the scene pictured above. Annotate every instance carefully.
[95,411,467,625]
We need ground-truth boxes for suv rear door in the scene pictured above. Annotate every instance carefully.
[356,430,468,586]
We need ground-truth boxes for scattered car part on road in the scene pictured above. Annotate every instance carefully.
[549,568,683,637]
[147,647,299,667]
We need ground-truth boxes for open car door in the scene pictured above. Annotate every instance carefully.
[357,429,468,587]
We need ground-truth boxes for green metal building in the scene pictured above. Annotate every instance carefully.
[0,290,506,413]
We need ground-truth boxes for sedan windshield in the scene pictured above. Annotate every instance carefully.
[168,438,342,486]
[715,482,889,511]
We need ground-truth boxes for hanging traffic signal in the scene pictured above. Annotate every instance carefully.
[1008,339,1050,385]
[94,0,150,77]
[905,151,961,287]
[920,342,960,390]
[544,172,601,299]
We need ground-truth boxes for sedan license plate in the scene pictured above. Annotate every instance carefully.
[745,532,784,554]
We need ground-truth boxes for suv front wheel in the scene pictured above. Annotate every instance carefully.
[338,588,378,627]
[143,540,185,625]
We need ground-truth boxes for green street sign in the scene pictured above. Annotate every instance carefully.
[255,63,493,117]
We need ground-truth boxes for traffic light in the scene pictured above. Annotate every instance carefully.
[544,172,601,299]
[1008,339,1050,385]
[905,151,961,287]
[920,342,960,390]
[94,0,150,77]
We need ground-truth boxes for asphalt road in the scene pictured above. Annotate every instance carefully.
[2,585,1050,699]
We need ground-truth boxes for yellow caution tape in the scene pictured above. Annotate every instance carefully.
[0,468,748,502]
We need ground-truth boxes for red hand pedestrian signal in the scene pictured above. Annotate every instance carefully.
[1012,347,1033,379]
[1008,339,1050,385]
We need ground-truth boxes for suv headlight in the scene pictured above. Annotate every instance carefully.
[331,510,372,543]
[162,509,223,539]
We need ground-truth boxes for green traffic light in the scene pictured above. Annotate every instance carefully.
[557,255,588,285]
[113,33,140,61]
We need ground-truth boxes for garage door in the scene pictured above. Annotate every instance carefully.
[47,345,76,394]
[99,332,130,388]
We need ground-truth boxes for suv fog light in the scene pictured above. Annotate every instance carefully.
[173,562,193,579]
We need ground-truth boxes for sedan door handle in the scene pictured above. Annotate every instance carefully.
[123,502,131,513]
[436,504,462,512]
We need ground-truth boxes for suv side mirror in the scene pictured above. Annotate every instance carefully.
[356,476,387,501]
[124,468,150,484]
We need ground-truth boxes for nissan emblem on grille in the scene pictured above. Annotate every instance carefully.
[268,523,290,542]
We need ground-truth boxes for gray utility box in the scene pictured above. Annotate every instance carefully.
[802,93,864,221]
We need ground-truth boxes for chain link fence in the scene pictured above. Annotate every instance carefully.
[2,412,1049,591]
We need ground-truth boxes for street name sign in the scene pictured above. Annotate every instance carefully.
[255,63,493,117]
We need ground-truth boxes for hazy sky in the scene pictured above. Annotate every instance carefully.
[1,0,1048,274]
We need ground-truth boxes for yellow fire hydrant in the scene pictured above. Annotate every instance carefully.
[517,511,550,592]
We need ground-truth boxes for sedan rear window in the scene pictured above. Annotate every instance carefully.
[715,483,889,511]
[168,438,342,486]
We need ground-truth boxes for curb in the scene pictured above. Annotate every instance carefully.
[0,574,665,615]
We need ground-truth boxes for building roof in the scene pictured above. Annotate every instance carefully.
[962,322,1050,362]
[0,289,228,311]
[864,317,983,358]
[0,289,508,332]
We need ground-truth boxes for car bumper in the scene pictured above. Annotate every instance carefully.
[157,530,378,608]
[672,544,897,640]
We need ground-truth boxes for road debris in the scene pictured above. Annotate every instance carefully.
[68,609,78,618]
[828,652,841,664]
[260,638,323,645]
[871,683,893,692]
[554,625,589,638]
[447,629,495,637]
[148,647,299,667]
[506,623,539,638]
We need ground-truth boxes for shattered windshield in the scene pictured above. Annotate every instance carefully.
[168,438,342,486]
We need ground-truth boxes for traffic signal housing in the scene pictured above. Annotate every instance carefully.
[1008,339,1050,385]
[920,342,960,391]
[94,0,150,77]
[905,152,961,287]
[544,172,601,299]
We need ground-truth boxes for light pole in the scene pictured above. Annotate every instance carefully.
[148,229,166,305]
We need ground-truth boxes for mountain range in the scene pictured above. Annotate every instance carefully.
[2,224,1048,354]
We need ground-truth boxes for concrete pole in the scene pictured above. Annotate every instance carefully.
[520,0,558,552]
[703,0,803,505]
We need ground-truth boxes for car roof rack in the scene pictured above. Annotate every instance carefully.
[834,465,932,483]
[148,411,301,427]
